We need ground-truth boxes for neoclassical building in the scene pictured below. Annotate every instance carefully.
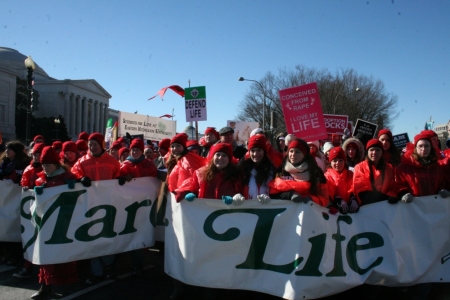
[0,47,113,141]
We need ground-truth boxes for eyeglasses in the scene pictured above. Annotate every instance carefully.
[416,145,430,149]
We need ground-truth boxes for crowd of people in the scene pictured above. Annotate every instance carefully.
[1,125,450,299]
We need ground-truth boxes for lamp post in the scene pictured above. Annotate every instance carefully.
[24,56,36,145]
[239,77,266,130]
[333,88,361,114]
[54,118,61,140]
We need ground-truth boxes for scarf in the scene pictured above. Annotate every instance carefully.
[46,167,65,178]
[126,155,146,164]
[284,161,310,181]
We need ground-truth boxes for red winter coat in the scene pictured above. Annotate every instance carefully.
[353,160,397,203]
[268,177,329,207]
[396,152,446,197]
[190,166,242,200]
[120,158,157,178]
[21,163,42,188]
[34,168,78,285]
[167,152,205,197]
[71,151,120,180]
[325,168,354,203]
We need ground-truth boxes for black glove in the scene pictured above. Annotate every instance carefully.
[388,196,399,204]
[279,191,293,200]
[80,177,91,187]
[118,177,126,186]
[22,186,29,192]
[334,196,348,214]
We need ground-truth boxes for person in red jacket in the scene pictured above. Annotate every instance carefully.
[30,146,78,299]
[120,138,157,179]
[238,134,275,203]
[186,143,243,202]
[325,147,359,214]
[118,147,130,163]
[353,139,398,206]
[76,139,88,157]
[60,141,80,169]
[166,133,205,202]
[52,141,63,156]
[377,128,401,167]
[108,140,121,160]
[268,138,329,207]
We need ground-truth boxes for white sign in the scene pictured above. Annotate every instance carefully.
[185,86,207,122]
[118,111,176,141]
[0,180,22,242]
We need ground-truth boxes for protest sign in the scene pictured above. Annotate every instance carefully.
[227,120,259,145]
[353,119,378,138]
[392,133,410,149]
[118,111,176,141]
[185,86,207,122]
[323,114,348,135]
[279,82,327,141]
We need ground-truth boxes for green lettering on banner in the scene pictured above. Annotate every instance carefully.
[204,208,302,274]
[22,190,86,252]
[119,199,152,235]
[295,234,326,277]
[326,215,352,277]
[75,205,117,241]
[346,232,384,275]
[20,195,35,234]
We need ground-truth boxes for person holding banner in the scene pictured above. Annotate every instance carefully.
[325,147,359,214]
[31,146,79,299]
[118,147,130,163]
[377,129,401,167]
[76,139,88,156]
[268,138,329,207]
[353,139,398,206]
[342,137,365,171]
[60,141,80,169]
[120,138,157,179]
[239,134,275,203]
[108,140,122,160]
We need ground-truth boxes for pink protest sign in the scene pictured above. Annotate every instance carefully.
[278,82,327,141]
[323,114,349,135]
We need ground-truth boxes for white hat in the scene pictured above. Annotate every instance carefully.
[322,142,334,154]
[250,128,264,137]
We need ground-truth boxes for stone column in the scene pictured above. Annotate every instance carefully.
[82,98,88,133]
[70,94,76,138]
[99,103,104,135]
[63,92,71,136]
[89,99,94,133]
[95,101,100,133]
[76,96,82,134]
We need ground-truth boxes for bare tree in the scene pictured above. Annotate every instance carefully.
[236,66,398,136]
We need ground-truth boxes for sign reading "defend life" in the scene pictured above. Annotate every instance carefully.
[278,82,327,141]
[185,86,207,122]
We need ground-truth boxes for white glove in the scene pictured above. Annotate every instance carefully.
[232,193,245,206]
[257,194,270,204]
[401,193,414,203]
[439,189,450,199]
[340,201,348,214]
[349,199,359,212]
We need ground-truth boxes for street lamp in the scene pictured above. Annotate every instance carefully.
[333,88,361,114]
[54,118,61,139]
[24,56,36,145]
[239,77,266,130]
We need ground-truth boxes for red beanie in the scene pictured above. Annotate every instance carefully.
[52,141,63,150]
[377,129,393,140]
[420,130,437,139]
[328,147,346,162]
[414,133,431,145]
[76,140,88,151]
[32,143,45,154]
[170,133,188,148]
[247,135,267,151]
[204,127,220,140]
[130,138,144,151]
[159,138,170,151]
[88,133,105,149]
[288,139,309,157]
[210,143,233,160]
[366,139,384,152]
[118,147,130,158]
[111,140,122,150]
[62,141,78,154]
[40,146,60,164]
[78,132,89,141]
[33,135,45,143]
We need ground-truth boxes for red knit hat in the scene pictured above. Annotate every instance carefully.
[76,140,88,151]
[414,133,431,145]
[119,147,130,158]
[366,139,384,152]
[52,141,63,150]
[247,135,267,151]
[32,143,45,154]
[111,140,122,150]
[88,133,105,149]
[420,130,437,139]
[159,138,171,151]
[328,147,346,162]
[130,138,144,151]
[377,128,393,140]
[62,141,78,154]
[186,140,201,151]
[204,127,219,140]
[40,146,60,164]
[210,143,233,160]
[33,135,45,143]
[170,133,188,148]
[78,132,89,141]
[288,139,309,157]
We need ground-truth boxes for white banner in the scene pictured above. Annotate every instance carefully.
[165,195,450,299]
[118,111,176,141]
[21,177,165,265]
[0,180,23,242]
